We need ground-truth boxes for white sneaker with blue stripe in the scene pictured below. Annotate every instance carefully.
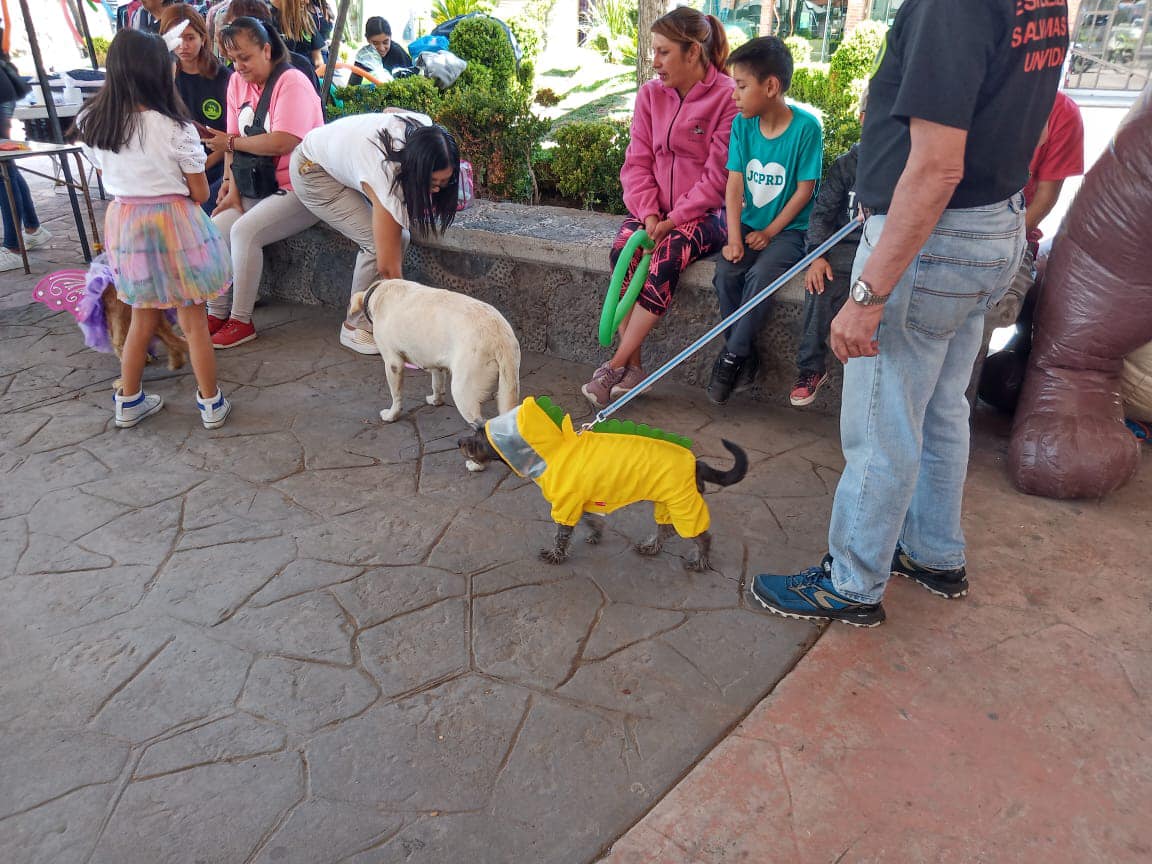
[114,389,164,428]
[197,389,231,429]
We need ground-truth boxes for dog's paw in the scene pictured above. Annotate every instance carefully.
[634,540,661,557]
[465,459,486,473]
[425,394,445,406]
[683,555,709,572]
[585,531,602,545]
[539,547,568,565]
[379,408,401,423]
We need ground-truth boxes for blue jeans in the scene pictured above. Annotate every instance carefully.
[830,194,1026,603]
[0,165,40,250]
[0,100,41,251]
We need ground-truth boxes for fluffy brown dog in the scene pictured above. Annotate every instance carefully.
[103,285,189,374]
[33,265,187,387]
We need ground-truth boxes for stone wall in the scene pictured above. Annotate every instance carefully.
[259,201,845,414]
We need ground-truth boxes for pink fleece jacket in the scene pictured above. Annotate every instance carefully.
[620,65,737,227]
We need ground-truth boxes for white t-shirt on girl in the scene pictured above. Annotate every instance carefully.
[82,110,206,198]
[298,110,433,230]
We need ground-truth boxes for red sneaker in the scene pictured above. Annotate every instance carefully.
[211,318,257,349]
[789,371,830,407]
[206,314,227,335]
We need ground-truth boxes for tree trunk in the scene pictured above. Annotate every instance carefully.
[758,0,775,37]
[636,0,668,88]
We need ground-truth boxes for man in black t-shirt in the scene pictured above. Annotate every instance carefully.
[751,0,1068,627]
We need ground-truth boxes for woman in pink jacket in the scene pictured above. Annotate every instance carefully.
[582,7,737,409]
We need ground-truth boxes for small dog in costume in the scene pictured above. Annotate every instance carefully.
[31,256,189,382]
[457,396,748,570]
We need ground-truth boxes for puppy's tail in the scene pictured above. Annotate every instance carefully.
[495,341,521,415]
[695,439,748,488]
[347,291,366,317]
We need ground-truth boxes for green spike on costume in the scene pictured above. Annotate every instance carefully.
[592,417,692,449]
[533,396,566,429]
[532,396,693,449]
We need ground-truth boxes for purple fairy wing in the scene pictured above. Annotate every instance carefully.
[76,257,117,354]
[31,270,88,321]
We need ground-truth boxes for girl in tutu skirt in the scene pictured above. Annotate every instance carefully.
[77,29,233,429]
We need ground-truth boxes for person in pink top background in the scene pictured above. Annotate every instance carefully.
[581,6,737,409]
[202,16,324,349]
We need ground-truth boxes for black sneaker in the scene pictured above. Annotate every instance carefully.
[734,352,759,393]
[890,548,969,599]
[707,351,741,405]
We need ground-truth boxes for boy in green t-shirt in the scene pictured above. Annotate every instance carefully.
[708,36,823,405]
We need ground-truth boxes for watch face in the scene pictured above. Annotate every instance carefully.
[852,280,867,303]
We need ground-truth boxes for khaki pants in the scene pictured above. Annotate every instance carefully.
[290,147,410,330]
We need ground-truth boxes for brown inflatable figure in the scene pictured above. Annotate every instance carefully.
[1010,84,1152,499]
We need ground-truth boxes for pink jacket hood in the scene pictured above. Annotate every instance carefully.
[620,65,737,226]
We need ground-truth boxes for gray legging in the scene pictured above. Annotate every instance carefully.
[208,190,318,323]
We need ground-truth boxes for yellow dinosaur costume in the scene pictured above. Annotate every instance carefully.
[485,397,710,538]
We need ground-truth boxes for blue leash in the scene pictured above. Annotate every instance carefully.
[589,219,862,426]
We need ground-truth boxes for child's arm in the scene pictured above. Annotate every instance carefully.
[174,121,211,205]
[722,170,745,263]
[184,171,210,204]
[761,180,816,242]
[804,163,848,295]
[805,256,834,295]
[744,180,814,252]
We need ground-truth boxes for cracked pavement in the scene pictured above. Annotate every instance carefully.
[8,162,1149,864]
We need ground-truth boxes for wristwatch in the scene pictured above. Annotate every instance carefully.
[851,278,890,306]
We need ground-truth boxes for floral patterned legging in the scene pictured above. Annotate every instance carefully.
[608,213,726,317]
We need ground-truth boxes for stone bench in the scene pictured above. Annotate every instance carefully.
[260,200,844,413]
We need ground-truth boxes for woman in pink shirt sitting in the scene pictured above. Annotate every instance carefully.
[203,16,324,349]
[582,6,737,409]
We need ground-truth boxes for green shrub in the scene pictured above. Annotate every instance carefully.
[508,16,539,64]
[90,36,110,67]
[787,62,864,170]
[517,58,535,92]
[784,25,883,170]
[784,35,811,64]
[449,14,518,90]
[725,23,753,52]
[583,0,638,66]
[327,76,443,121]
[510,0,557,56]
[829,21,887,86]
[533,146,558,200]
[456,62,495,91]
[534,87,561,107]
[546,120,629,213]
[788,62,830,107]
[437,81,550,202]
[431,0,493,26]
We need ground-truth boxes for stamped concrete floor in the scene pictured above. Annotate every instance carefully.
[4,164,1150,863]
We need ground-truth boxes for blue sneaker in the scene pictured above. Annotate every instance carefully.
[751,555,886,628]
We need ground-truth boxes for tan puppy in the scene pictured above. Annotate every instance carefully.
[103,286,188,372]
[348,279,521,428]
